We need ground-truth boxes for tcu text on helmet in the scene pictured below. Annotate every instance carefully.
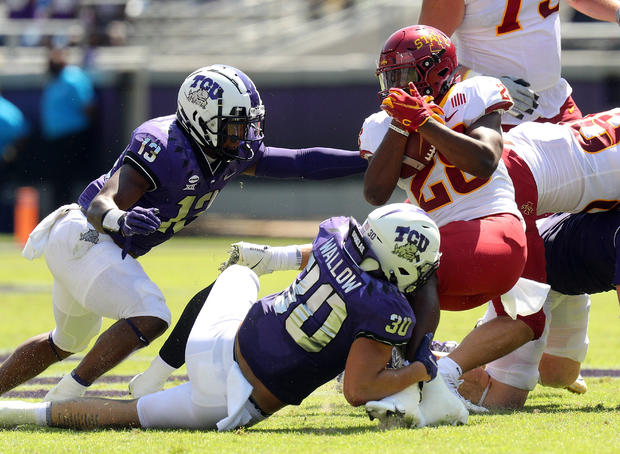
[394,226,430,253]
[189,75,223,101]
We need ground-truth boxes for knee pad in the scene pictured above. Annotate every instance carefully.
[52,311,103,353]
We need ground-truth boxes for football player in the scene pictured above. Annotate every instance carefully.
[362,25,553,413]
[0,65,368,402]
[456,210,620,408]
[419,0,620,129]
[0,204,468,431]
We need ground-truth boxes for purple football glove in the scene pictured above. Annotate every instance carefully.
[414,333,438,380]
[120,207,160,260]
[120,207,161,237]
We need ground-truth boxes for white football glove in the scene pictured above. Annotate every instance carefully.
[219,241,275,276]
[365,383,424,429]
[419,374,469,426]
[499,76,539,120]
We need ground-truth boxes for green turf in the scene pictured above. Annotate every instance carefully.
[0,235,618,453]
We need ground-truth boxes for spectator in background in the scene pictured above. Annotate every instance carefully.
[0,93,29,232]
[40,46,95,210]
[0,93,29,168]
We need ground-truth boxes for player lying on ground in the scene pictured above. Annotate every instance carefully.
[0,64,368,403]
[0,204,468,431]
[454,210,620,409]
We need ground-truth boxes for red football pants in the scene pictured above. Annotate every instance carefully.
[437,213,527,312]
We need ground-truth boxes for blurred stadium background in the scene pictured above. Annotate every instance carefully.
[1,0,620,237]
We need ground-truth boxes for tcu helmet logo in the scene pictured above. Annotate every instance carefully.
[392,225,430,263]
[186,75,223,108]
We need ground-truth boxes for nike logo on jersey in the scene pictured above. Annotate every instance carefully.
[444,111,457,123]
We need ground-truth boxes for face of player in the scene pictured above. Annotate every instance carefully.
[222,121,244,151]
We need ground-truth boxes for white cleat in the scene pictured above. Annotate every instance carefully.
[43,375,87,403]
[128,372,167,398]
[565,374,587,394]
[219,242,274,276]
[439,371,489,414]
[365,383,424,429]
[419,375,469,426]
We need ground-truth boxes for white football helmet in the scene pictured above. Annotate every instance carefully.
[176,64,265,161]
[361,203,441,294]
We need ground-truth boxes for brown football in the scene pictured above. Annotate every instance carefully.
[400,131,437,179]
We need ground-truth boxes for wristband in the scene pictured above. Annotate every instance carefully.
[388,123,410,137]
[101,208,126,233]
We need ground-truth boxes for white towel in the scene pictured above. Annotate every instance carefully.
[500,277,550,319]
[216,362,254,432]
[21,204,81,260]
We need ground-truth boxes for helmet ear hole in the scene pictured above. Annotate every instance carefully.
[398,267,410,275]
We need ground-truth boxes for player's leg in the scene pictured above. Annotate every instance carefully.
[0,281,83,396]
[538,292,590,389]
[140,265,265,431]
[43,222,171,400]
[128,281,215,398]
[0,398,140,429]
[433,214,532,412]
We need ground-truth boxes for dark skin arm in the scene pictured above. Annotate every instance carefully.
[86,164,151,232]
[404,274,440,361]
[342,337,430,407]
[364,112,504,206]
[419,0,465,36]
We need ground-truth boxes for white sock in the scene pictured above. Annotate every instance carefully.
[0,401,49,426]
[34,403,51,426]
[438,356,463,378]
[146,355,177,380]
[45,373,88,401]
[270,245,302,271]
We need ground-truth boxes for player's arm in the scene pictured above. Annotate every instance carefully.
[404,274,440,360]
[242,146,367,178]
[363,120,408,205]
[86,164,150,233]
[418,0,465,36]
[417,111,504,178]
[566,0,620,22]
[342,337,430,406]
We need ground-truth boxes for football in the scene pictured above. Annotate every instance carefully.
[400,132,437,179]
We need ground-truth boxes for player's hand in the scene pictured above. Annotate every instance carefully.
[118,207,160,260]
[381,82,444,132]
[219,241,275,276]
[499,76,539,120]
[414,333,438,381]
[120,207,161,237]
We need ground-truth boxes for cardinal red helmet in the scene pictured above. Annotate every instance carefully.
[376,25,457,102]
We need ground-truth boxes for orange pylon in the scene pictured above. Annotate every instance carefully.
[14,186,39,246]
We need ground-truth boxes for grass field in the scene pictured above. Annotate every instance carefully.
[0,235,618,453]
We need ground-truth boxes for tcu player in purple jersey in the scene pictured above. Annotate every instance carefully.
[0,205,469,430]
[450,210,620,409]
[0,65,367,402]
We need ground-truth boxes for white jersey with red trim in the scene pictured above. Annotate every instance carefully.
[455,0,571,125]
[505,109,620,214]
[359,77,522,228]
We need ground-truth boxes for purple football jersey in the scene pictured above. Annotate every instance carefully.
[237,216,415,405]
[78,115,263,257]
